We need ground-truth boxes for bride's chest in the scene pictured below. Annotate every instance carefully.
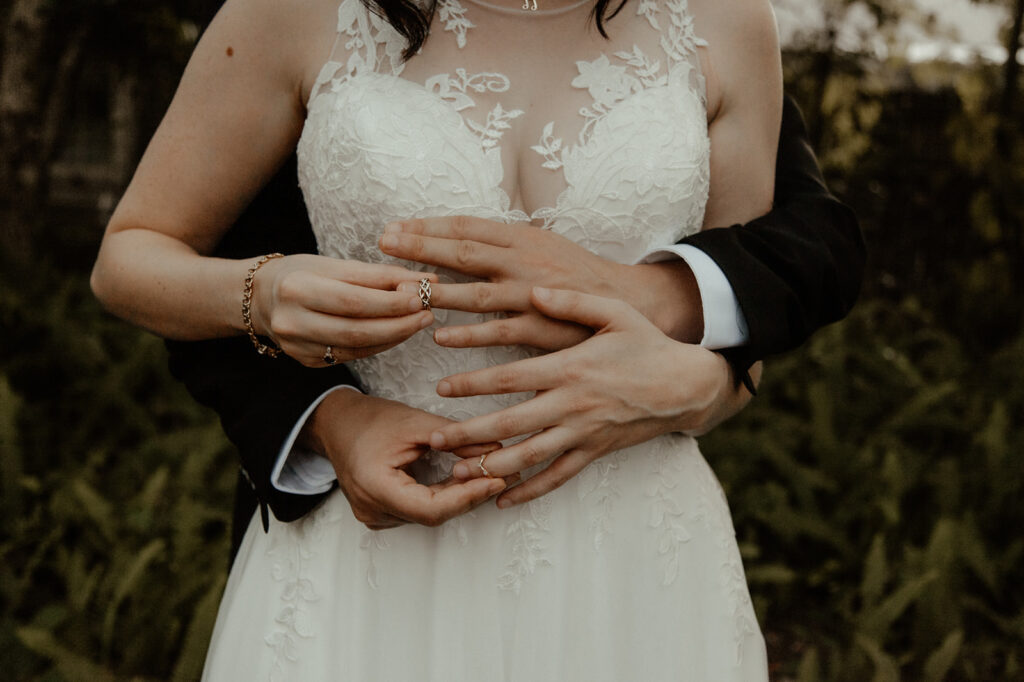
[296,0,711,262]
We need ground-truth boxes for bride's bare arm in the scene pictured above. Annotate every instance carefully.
[91,0,431,365]
[694,0,782,230]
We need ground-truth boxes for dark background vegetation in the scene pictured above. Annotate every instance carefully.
[1,0,1022,679]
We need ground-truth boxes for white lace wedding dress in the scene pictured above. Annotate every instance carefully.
[203,0,768,679]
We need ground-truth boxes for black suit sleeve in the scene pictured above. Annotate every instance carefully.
[164,156,354,534]
[681,95,865,374]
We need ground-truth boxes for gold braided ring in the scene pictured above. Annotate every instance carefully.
[418,277,432,309]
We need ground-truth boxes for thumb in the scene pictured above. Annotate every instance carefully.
[529,287,630,330]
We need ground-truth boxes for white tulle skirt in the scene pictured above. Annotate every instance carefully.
[202,434,767,681]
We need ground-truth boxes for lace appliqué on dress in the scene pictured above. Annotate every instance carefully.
[264,504,334,681]
[577,452,626,551]
[426,70,524,150]
[438,0,474,48]
[689,444,761,665]
[498,496,554,594]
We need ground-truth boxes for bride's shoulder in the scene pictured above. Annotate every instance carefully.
[207,0,341,62]
[688,0,778,60]
[686,0,780,119]
[205,0,352,100]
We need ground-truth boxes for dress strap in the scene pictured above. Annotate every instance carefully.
[644,0,710,105]
[308,0,410,106]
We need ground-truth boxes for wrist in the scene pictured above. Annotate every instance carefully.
[246,254,286,339]
[299,388,372,458]
[667,342,733,436]
[621,262,703,343]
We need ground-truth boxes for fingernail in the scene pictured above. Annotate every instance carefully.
[490,480,508,494]
[437,380,452,396]
[409,296,423,311]
[419,312,433,328]
[453,462,471,479]
[430,432,446,449]
[384,222,403,233]
[381,234,398,249]
[497,497,513,509]
[397,281,413,292]
[533,286,552,301]
[434,328,450,343]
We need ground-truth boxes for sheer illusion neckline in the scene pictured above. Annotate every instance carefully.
[462,0,594,17]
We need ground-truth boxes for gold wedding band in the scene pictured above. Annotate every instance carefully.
[478,453,492,478]
[418,277,432,309]
[323,345,337,366]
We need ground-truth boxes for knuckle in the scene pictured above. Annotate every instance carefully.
[340,326,373,348]
[336,290,364,316]
[494,320,517,344]
[565,393,593,415]
[496,412,520,435]
[443,425,466,445]
[268,313,297,340]
[405,235,424,258]
[276,272,304,302]
[522,443,546,466]
[472,284,493,309]
[496,369,519,393]
[561,363,585,384]
[455,239,477,267]
[450,215,470,235]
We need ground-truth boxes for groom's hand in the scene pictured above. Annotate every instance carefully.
[380,217,703,345]
[302,391,509,529]
[425,288,758,509]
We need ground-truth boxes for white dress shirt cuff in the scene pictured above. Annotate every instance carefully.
[638,244,750,349]
[270,385,359,495]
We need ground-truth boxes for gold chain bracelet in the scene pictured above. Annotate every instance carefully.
[241,253,284,358]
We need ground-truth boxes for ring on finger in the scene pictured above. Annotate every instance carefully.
[478,453,493,478]
[418,277,432,309]
[323,345,337,366]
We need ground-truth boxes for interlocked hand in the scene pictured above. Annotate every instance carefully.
[423,288,751,509]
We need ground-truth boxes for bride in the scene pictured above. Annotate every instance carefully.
[92,0,781,677]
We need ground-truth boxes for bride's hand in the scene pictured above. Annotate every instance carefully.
[303,391,512,529]
[380,216,704,347]
[251,254,437,367]
[424,288,758,509]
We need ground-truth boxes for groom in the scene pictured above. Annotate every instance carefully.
[165,92,864,556]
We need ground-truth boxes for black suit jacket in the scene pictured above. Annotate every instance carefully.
[165,95,864,555]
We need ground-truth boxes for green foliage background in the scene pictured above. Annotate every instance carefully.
[1,3,1023,681]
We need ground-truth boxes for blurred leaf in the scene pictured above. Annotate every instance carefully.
[171,571,225,682]
[16,627,117,682]
[855,632,901,682]
[102,538,166,653]
[858,570,939,638]
[796,646,821,682]
[922,629,963,682]
[861,534,888,608]
[71,479,117,543]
